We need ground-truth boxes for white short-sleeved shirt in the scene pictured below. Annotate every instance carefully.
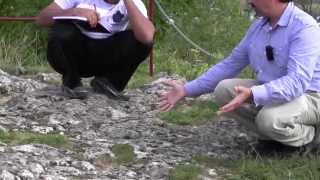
[54,0,148,39]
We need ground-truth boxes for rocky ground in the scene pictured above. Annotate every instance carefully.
[0,70,256,180]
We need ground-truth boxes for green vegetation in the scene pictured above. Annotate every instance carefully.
[159,101,219,125]
[111,143,136,164]
[127,62,154,89]
[155,0,250,80]
[0,130,70,148]
[0,0,250,80]
[0,0,51,74]
[192,154,320,180]
[168,164,202,180]
[229,155,320,180]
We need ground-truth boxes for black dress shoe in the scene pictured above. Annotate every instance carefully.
[90,77,129,101]
[249,140,301,157]
[61,85,88,100]
[299,142,320,156]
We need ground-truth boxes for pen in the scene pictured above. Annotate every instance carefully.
[94,4,96,12]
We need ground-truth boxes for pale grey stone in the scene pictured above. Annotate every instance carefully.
[126,171,137,178]
[0,147,5,152]
[0,170,15,180]
[18,169,34,180]
[72,161,95,171]
[208,168,218,177]
[29,163,44,178]
[50,166,81,176]
[31,126,54,134]
[39,175,67,180]
[11,145,38,153]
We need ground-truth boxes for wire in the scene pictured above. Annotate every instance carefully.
[154,0,215,57]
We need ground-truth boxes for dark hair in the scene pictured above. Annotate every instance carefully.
[279,0,293,2]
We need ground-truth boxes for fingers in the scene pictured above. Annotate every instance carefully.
[218,100,240,115]
[83,9,98,28]
[157,80,183,112]
[160,103,174,111]
[217,88,247,115]
[161,80,177,87]
[88,14,98,27]
[158,99,174,111]
[159,95,169,102]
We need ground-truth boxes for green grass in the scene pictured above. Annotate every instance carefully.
[111,143,136,164]
[0,130,70,148]
[169,164,202,180]
[228,155,320,180]
[0,0,251,80]
[127,62,154,89]
[192,154,320,180]
[0,23,49,74]
[159,101,219,125]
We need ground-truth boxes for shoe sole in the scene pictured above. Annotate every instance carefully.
[91,79,129,101]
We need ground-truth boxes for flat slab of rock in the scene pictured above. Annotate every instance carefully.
[0,71,255,179]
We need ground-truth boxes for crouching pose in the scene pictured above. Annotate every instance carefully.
[37,0,155,99]
[160,0,320,154]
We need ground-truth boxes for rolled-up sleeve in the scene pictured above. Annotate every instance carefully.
[54,0,76,9]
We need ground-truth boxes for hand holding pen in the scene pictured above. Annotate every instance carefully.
[79,4,99,28]
[89,4,99,28]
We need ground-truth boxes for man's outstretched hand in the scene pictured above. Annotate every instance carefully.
[217,85,252,115]
[159,80,186,111]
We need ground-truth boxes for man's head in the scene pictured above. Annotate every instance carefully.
[249,0,291,18]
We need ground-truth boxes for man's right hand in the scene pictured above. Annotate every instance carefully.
[73,8,99,28]
[159,80,186,111]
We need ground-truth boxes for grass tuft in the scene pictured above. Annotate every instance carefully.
[228,155,320,180]
[159,101,219,125]
[169,164,202,180]
[0,130,70,148]
[111,143,136,164]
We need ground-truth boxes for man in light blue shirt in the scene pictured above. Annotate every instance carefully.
[159,0,320,152]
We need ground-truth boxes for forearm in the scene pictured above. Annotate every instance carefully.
[124,0,155,44]
[185,57,247,97]
[36,3,77,27]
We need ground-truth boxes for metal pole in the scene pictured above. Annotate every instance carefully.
[148,0,155,76]
[0,16,36,22]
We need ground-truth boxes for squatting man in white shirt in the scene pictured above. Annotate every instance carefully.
[37,0,155,100]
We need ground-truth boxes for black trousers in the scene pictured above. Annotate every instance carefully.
[47,22,152,91]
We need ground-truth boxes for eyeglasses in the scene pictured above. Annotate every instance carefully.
[265,45,274,61]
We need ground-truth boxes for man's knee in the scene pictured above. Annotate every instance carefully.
[256,108,280,137]
[48,22,79,42]
[213,79,236,106]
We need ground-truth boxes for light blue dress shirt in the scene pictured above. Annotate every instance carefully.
[185,2,320,106]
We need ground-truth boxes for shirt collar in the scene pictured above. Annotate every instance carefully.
[260,2,295,29]
[277,2,294,27]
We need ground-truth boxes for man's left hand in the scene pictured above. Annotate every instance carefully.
[217,85,252,115]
